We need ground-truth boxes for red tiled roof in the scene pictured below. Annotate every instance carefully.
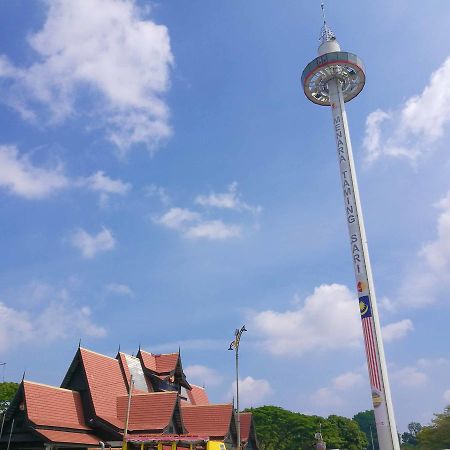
[80,348,128,426]
[117,352,132,387]
[117,392,178,431]
[239,413,252,441]
[187,385,209,406]
[139,351,179,374]
[181,404,233,438]
[23,381,89,430]
[35,429,99,445]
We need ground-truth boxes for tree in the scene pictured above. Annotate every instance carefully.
[247,405,368,450]
[417,407,450,449]
[353,409,379,450]
[0,382,19,413]
[401,422,421,447]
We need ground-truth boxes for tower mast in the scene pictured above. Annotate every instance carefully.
[301,6,400,450]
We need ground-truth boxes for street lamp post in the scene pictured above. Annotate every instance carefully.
[229,325,247,450]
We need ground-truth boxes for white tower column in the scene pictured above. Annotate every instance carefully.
[301,13,400,450]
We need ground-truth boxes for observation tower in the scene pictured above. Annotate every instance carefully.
[301,5,400,450]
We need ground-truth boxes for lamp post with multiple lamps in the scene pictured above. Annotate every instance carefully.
[229,325,247,450]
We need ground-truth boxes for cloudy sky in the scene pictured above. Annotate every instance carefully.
[1,0,450,433]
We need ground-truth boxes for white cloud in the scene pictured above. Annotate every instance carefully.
[382,319,414,342]
[363,56,450,163]
[417,357,449,368]
[400,190,450,306]
[105,283,134,297]
[311,387,344,409]
[391,367,427,388]
[184,220,241,240]
[231,376,272,408]
[0,0,173,154]
[0,145,69,199]
[195,182,261,214]
[145,184,171,205]
[70,227,115,259]
[443,389,450,404]
[0,288,106,351]
[332,371,364,391]
[251,284,361,357]
[184,365,224,388]
[83,171,131,196]
[154,207,241,240]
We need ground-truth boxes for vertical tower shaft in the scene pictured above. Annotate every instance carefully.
[301,17,400,450]
[328,78,399,450]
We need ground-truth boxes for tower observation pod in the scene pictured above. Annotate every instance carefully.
[301,11,400,450]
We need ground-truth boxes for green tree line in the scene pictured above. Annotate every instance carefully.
[246,405,368,450]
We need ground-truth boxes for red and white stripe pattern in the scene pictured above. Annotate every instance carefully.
[362,317,382,391]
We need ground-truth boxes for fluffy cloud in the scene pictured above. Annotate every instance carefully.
[184,365,224,388]
[391,367,427,388]
[400,191,450,306]
[155,207,241,240]
[332,371,364,390]
[231,376,272,408]
[0,145,69,199]
[251,284,362,357]
[382,319,414,342]
[363,56,450,163]
[105,283,134,297]
[82,171,131,196]
[0,288,106,351]
[195,182,261,214]
[0,0,173,154]
[443,389,450,403]
[70,227,115,258]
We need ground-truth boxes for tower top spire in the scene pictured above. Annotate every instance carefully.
[319,1,336,45]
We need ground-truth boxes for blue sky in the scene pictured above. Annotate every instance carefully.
[1,0,450,434]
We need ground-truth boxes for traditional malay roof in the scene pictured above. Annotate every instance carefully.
[138,350,179,375]
[116,392,185,433]
[34,429,100,446]
[239,413,253,441]
[181,404,235,439]
[186,385,209,406]
[23,381,90,431]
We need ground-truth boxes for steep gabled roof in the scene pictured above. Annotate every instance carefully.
[79,347,128,426]
[186,385,209,406]
[139,351,179,375]
[181,404,234,438]
[116,392,182,432]
[23,381,90,431]
[34,429,99,446]
[239,413,252,441]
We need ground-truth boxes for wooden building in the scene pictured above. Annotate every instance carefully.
[0,347,258,450]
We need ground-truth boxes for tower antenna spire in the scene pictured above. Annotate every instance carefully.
[320,0,326,25]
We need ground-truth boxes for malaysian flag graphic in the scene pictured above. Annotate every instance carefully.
[359,295,382,391]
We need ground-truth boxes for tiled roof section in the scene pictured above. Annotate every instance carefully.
[35,429,100,445]
[23,381,89,430]
[187,385,209,406]
[116,392,179,432]
[181,404,233,438]
[80,347,128,425]
[117,352,132,387]
[139,351,179,374]
[239,413,252,441]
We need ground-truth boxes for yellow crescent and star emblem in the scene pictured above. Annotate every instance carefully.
[359,300,369,316]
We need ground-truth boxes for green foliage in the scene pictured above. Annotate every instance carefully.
[0,382,19,413]
[352,409,379,450]
[417,406,450,449]
[401,422,421,447]
[246,405,367,450]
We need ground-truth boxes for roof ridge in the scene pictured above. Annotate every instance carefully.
[182,403,232,408]
[189,384,206,390]
[80,347,118,361]
[117,391,178,398]
[24,380,79,394]
[140,350,178,357]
